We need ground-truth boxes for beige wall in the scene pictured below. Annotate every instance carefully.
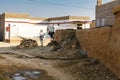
[76,26,120,78]
[54,26,120,78]
[54,29,75,42]
[76,5,120,78]
[76,27,115,73]
[54,5,120,78]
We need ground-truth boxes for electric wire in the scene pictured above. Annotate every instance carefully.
[27,0,95,9]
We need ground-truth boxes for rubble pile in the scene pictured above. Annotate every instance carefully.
[59,37,80,50]
[47,33,80,51]
[17,39,38,48]
[47,40,61,51]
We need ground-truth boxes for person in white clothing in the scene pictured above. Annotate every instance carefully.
[39,30,45,46]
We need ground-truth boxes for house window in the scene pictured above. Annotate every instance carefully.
[77,24,82,29]
[77,24,82,27]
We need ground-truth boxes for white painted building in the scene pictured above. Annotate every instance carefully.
[0,13,49,41]
[48,16,91,30]
[0,13,91,42]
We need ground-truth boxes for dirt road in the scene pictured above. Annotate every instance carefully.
[0,42,76,80]
[0,42,119,80]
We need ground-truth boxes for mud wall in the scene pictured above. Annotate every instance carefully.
[76,5,120,78]
[54,26,120,78]
[54,29,75,42]
[76,27,111,58]
[54,5,120,78]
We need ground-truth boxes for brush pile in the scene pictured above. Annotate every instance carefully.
[17,39,38,48]
[47,30,80,51]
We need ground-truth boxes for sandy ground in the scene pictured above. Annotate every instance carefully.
[0,42,119,80]
[0,42,75,80]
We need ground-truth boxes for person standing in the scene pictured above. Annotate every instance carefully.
[39,30,45,46]
[48,26,54,39]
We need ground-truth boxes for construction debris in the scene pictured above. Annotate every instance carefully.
[47,40,61,51]
[17,39,38,48]
[60,37,80,50]
[47,32,80,51]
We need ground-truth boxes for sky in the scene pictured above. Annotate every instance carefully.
[0,0,111,20]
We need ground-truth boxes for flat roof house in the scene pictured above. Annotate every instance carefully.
[0,13,48,41]
[48,16,91,30]
[0,12,91,42]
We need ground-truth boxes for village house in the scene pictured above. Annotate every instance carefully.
[48,16,91,30]
[0,13,49,42]
[0,12,91,42]
[96,0,120,27]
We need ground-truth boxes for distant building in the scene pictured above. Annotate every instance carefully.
[48,16,91,30]
[96,0,120,27]
[0,13,48,41]
[90,20,96,28]
[0,12,91,42]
